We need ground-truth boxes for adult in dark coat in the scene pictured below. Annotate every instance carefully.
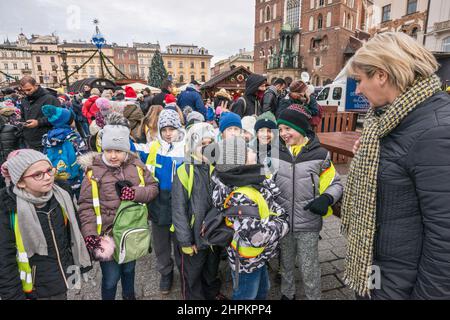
[341,32,450,300]
[19,76,60,151]
[152,80,174,107]
[262,78,286,115]
[231,74,267,118]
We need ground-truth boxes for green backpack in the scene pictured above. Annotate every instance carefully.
[112,200,151,264]
[88,166,151,264]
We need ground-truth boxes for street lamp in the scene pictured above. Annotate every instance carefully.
[92,19,106,78]
[60,50,70,90]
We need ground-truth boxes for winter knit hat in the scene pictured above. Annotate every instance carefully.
[165,94,177,105]
[101,125,131,152]
[42,105,73,127]
[5,149,51,185]
[289,81,308,94]
[185,122,216,156]
[219,112,242,133]
[241,116,257,137]
[254,111,277,132]
[95,98,112,116]
[124,86,137,99]
[214,136,248,172]
[159,108,182,130]
[277,104,312,137]
[186,111,205,125]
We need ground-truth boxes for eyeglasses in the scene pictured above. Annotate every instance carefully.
[22,167,56,181]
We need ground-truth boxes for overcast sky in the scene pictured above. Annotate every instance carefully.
[0,0,255,63]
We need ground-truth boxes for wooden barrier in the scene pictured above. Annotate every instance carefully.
[314,111,358,163]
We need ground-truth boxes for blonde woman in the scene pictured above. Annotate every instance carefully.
[341,32,450,300]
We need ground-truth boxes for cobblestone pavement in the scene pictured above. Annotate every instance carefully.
[68,215,354,301]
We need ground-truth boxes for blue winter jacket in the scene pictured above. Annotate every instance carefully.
[177,86,206,117]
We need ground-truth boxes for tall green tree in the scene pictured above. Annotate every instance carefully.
[148,50,168,88]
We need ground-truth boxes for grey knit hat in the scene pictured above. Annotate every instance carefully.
[6,149,51,185]
[101,125,131,152]
[214,136,248,172]
[159,108,182,130]
[186,111,205,124]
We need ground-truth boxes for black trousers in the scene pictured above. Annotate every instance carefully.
[176,245,222,300]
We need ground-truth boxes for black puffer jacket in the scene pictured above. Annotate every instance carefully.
[231,74,267,117]
[371,91,450,300]
[0,122,20,165]
[0,185,75,300]
[171,163,213,250]
[20,86,60,150]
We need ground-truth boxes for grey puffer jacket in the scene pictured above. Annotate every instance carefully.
[273,134,343,233]
[371,91,450,300]
[171,163,214,251]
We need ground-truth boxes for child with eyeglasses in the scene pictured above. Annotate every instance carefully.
[0,149,91,300]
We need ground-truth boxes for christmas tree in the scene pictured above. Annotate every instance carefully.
[148,50,168,88]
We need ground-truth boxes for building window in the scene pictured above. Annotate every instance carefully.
[382,4,391,22]
[326,11,332,27]
[201,75,206,82]
[36,56,41,63]
[286,0,301,29]
[265,27,270,41]
[179,61,183,68]
[37,65,42,72]
[168,61,172,68]
[179,74,184,83]
[24,63,29,70]
[443,37,450,52]
[319,0,325,7]
[53,76,58,84]
[191,75,195,82]
[318,14,323,29]
[39,76,44,83]
[190,61,195,68]
[309,16,314,31]
[315,56,321,67]
[51,57,55,63]
[265,6,271,22]
[201,61,205,69]
[13,63,17,70]
[407,0,417,15]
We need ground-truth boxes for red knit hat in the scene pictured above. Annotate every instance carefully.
[165,94,177,105]
[124,86,137,99]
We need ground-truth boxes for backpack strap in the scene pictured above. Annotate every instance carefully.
[239,97,247,115]
[87,170,102,236]
[145,140,162,177]
[224,186,272,221]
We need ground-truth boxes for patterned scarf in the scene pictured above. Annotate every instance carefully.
[340,75,442,297]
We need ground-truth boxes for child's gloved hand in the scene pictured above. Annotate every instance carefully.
[304,194,333,216]
[120,187,135,201]
[115,180,133,197]
[84,235,102,253]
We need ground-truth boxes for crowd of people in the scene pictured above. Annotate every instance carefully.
[0,32,449,301]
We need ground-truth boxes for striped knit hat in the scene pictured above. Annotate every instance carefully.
[277,104,312,137]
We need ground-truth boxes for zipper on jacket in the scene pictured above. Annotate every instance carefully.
[310,173,316,199]
[289,145,307,233]
[47,212,69,289]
